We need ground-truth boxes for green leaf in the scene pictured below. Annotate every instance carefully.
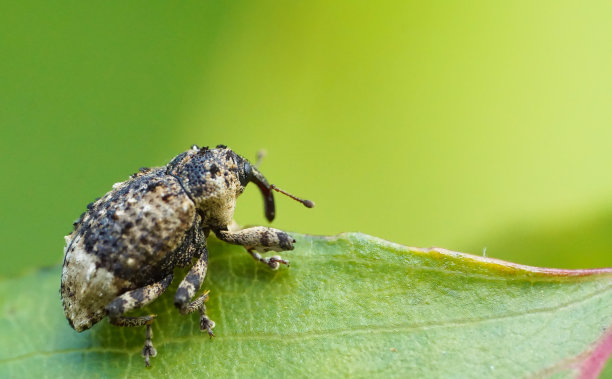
[1,233,611,378]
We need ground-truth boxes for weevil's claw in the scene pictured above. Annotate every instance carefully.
[200,315,216,338]
[142,343,157,367]
[141,322,156,367]
[268,255,289,270]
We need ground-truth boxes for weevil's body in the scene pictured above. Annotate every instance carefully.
[61,145,310,366]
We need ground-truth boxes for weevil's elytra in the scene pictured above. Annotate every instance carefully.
[61,145,314,367]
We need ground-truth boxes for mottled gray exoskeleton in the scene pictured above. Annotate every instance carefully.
[61,145,314,366]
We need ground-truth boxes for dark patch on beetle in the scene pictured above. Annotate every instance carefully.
[261,230,271,247]
[131,288,146,304]
[185,272,201,287]
[166,151,189,173]
[107,297,127,316]
[210,164,220,177]
[73,212,86,229]
[146,181,164,192]
[278,232,293,250]
[161,274,173,288]
[174,287,189,306]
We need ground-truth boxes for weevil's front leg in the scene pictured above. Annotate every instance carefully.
[245,249,290,270]
[106,274,173,367]
[174,246,215,337]
[216,227,295,269]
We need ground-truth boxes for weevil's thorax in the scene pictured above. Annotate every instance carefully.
[167,146,246,228]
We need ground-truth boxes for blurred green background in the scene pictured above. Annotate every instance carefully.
[1,1,612,278]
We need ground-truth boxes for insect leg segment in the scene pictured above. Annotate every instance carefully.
[109,315,158,367]
[247,248,290,270]
[106,274,174,319]
[174,247,215,337]
[216,227,295,269]
[143,323,155,367]
[105,274,174,367]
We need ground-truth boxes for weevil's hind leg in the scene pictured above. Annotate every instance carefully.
[216,227,295,269]
[106,274,173,367]
[174,246,215,337]
[110,316,157,367]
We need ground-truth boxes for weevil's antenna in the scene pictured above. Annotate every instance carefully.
[270,184,315,208]
[254,149,267,169]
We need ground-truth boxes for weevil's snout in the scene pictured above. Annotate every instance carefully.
[235,156,275,221]
[249,166,276,222]
[238,155,314,222]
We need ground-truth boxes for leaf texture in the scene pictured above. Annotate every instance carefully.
[0,233,611,378]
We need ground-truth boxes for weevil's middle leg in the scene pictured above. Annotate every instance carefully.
[106,274,173,367]
[216,227,295,269]
[174,246,215,337]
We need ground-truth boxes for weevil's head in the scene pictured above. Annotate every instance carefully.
[167,145,313,226]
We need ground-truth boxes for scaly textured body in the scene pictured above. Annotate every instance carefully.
[61,145,313,366]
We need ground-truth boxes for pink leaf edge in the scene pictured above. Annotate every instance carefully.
[579,327,612,379]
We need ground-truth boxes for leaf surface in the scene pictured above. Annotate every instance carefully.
[1,233,611,378]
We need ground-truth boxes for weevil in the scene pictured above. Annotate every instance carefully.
[61,145,314,366]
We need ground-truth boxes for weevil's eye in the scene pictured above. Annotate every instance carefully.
[239,160,252,187]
